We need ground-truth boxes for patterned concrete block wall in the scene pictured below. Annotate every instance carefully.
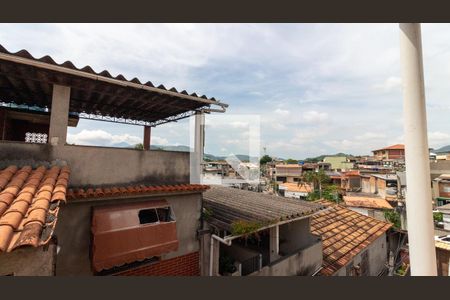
[114,252,200,276]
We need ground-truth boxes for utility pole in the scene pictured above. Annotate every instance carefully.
[399,23,437,276]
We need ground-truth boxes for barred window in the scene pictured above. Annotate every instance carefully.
[25,132,48,144]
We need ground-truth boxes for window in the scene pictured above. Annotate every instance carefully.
[138,209,159,224]
[157,207,174,222]
[138,207,175,224]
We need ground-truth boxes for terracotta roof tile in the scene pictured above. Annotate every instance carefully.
[68,183,210,201]
[0,165,70,253]
[311,203,392,276]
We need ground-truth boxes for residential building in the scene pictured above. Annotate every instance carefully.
[437,203,450,231]
[435,238,450,276]
[278,182,313,200]
[322,156,354,171]
[311,200,392,276]
[0,45,227,276]
[372,144,405,161]
[340,170,361,192]
[361,174,398,201]
[432,174,450,206]
[343,193,393,221]
[202,186,325,276]
[274,164,302,183]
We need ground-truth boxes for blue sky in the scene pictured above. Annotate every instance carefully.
[1,24,449,159]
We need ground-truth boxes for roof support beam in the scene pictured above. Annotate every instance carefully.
[49,84,70,146]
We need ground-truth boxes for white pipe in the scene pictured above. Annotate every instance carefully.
[399,23,437,276]
[209,234,232,276]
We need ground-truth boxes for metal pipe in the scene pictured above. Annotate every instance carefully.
[399,23,437,275]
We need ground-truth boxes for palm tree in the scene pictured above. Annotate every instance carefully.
[302,169,330,199]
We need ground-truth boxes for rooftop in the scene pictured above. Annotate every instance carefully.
[279,182,313,193]
[203,186,325,233]
[373,144,405,152]
[0,164,69,252]
[311,201,392,275]
[67,183,210,202]
[343,194,393,210]
[0,44,227,126]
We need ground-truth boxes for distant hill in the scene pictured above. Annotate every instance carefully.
[111,142,133,148]
[109,142,255,161]
[435,145,450,154]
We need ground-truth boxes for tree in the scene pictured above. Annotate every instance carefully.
[285,158,298,164]
[134,143,144,150]
[302,169,330,199]
[260,154,273,165]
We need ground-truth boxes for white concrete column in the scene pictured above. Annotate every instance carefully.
[269,225,280,262]
[49,84,71,146]
[399,23,437,276]
[191,111,205,183]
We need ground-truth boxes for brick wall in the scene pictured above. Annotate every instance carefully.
[114,252,200,276]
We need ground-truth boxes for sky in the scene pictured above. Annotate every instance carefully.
[1,23,449,159]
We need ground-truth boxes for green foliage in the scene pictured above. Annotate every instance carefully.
[230,220,264,236]
[384,210,401,229]
[202,207,213,221]
[134,143,144,150]
[434,212,443,223]
[302,170,331,199]
[260,155,273,165]
[285,158,298,164]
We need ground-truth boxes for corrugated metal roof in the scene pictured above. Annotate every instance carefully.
[203,186,325,232]
[0,44,227,125]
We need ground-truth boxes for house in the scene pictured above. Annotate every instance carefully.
[372,144,405,161]
[0,45,228,275]
[435,237,450,276]
[311,200,392,276]
[325,171,343,186]
[274,164,302,183]
[437,203,450,231]
[322,156,354,171]
[340,170,361,192]
[278,182,313,200]
[432,174,450,206]
[361,174,398,201]
[202,186,325,276]
[343,193,393,221]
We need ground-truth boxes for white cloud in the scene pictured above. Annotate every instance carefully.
[372,76,402,92]
[274,108,290,116]
[428,131,450,148]
[302,110,329,123]
[67,129,168,147]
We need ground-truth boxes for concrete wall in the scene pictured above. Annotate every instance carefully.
[0,242,56,276]
[55,192,202,275]
[334,233,388,276]
[0,141,190,186]
[430,160,450,180]
[361,178,371,193]
[279,218,316,255]
[250,238,322,276]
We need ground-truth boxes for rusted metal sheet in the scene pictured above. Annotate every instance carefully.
[91,200,178,272]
